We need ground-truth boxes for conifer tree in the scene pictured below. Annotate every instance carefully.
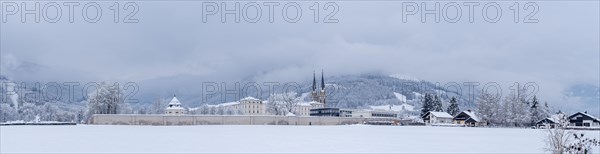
[447,96,460,116]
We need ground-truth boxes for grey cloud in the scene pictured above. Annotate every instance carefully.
[0,1,598,108]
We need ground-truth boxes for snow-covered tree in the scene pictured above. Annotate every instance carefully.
[502,88,531,127]
[209,106,216,115]
[76,109,85,123]
[225,108,236,115]
[0,103,18,122]
[39,103,58,121]
[19,103,39,121]
[542,101,551,120]
[148,97,167,114]
[477,91,502,125]
[529,96,549,126]
[446,96,460,116]
[199,105,210,115]
[420,93,434,117]
[216,106,225,115]
[267,92,300,115]
[85,82,124,120]
[432,95,443,112]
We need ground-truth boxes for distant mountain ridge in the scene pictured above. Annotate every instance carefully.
[132,73,471,110]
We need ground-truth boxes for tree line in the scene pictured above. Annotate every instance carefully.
[419,87,551,127]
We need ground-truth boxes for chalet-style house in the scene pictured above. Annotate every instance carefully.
[568,112,600,127]
[453,110,483,127]
[422,111,453,124]
[535,114,565,128]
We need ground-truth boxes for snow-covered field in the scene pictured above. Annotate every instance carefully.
[1,125,599,153]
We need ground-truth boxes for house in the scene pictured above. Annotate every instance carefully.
[568,112,600,127]
[536,114,565,129]
[233,97,266,115]
[422,111,453,124]
[165,95,186,115]
[453,110,483,127]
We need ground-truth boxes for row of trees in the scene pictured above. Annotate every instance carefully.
[0,82,133,123]
[420,94,460,117]
[0,102,84,123]
[477,89,550,127]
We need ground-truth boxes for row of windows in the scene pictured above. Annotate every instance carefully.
[247,110,260,114]
[245,105,260,109]
[242,101,261,104]
[371,113,397,117]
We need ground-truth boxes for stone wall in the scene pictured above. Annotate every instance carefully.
[91,114,399,125]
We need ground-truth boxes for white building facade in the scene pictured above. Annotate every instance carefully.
[295,101,325,116]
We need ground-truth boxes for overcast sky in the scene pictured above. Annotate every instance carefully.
[1,1,598,108]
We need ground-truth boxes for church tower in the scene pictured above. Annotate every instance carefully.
[311,70,326,105]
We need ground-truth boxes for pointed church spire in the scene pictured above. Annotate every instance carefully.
[312,71,317,91]
[321,70,325,90]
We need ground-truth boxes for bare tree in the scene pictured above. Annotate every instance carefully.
[545,127,571,154]
[566,133,600,154]
[544,114,571,154]
[149,97,166,114]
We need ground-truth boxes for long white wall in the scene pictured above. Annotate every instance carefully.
[91,114,398,125]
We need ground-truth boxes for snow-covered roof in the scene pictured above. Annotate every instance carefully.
[308,101,323,105]
[286,112,296,116]
[297,102,312,106]
[462,110,480,121]
[572,112,600,121]
[219,102,240,106]
[428,112,453,118]
[207,101,240,107]
[540,114,564,123]
[293,101,323,106]
[168,97,181,105]
[241,96,260,101]
[166,106,185,110]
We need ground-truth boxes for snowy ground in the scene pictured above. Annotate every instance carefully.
[1,125,599,153]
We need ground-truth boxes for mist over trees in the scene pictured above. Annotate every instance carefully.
[476,88,551,127]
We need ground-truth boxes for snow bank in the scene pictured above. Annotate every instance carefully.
[2,125,599,153]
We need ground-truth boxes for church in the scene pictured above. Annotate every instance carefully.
[311,70,327,105]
